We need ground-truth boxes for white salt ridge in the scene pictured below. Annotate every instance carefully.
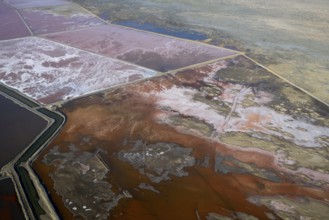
[203,61,228,82]
[227,105,329,148]
[0,37,156,104]
[148,84,329,183]
[153,39,226,59]
[150,86,226,128]
[148,81,328,148]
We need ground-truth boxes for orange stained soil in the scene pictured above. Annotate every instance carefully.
[33,57,329,219]
[33,83,329,219]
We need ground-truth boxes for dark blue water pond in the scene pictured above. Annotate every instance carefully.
[0,94,47,168]
[114,20,208,41]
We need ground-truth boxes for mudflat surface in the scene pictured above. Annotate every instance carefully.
[0,178,25,220]
[1,1,328,219]
[0,94,47,168]
[0,2,30,40]
[45,24,236,72]
[20,4,104,35]
[73,0,329,104]
[0,37,156,104]
[34,55,329,220]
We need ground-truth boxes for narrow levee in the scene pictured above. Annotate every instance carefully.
[0,85,65,220]
[14,107,65,220]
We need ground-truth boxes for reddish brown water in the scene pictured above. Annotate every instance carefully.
[33,58,329,219]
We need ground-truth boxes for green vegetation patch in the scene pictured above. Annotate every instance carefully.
[169,115,215,137]
[219,132,329,175]
[214,58,278,86]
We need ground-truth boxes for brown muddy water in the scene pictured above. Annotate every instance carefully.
[33,56,329,220]
[0,94,47,168]
[0,178,25,220]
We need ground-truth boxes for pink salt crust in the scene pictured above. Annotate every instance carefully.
[45,24,237,71]
[0,2,30,40]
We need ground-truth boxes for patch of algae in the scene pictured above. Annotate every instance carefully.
[219,132,329,173]
[214,61,277,85]
[169,115,215,137]
[36,5,90,17]
[281,86,313,106]
[219,132,279,152]
[279,86,329,127]
[240,94,260,108]
[267,56,329,105]
[71,0,329,105]
[215,154,281,183]
[215,57,329,127]
[206,213,233,220]
[193,92,232,116]
[206,212,260,220]
[234,162,280,183]
[249,196,329,220]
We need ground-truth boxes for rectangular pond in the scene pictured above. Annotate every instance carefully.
[20,4,104,35]
[0,2,30,40]
[45,24,237,72]
[0,37,156,104]
[0,94,48,168]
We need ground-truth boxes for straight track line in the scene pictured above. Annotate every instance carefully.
[164,53,243,75]
[36,36,158,73]
[15,8,34,35]
[67,2,240,54]
[243,55,329,107]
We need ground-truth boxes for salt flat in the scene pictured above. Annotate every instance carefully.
[1,0,328,219]
[20,4,104,35]
[45,24,237,72]
[0,2,30,40]
[34,55,329,220]
[0,37,156,104]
